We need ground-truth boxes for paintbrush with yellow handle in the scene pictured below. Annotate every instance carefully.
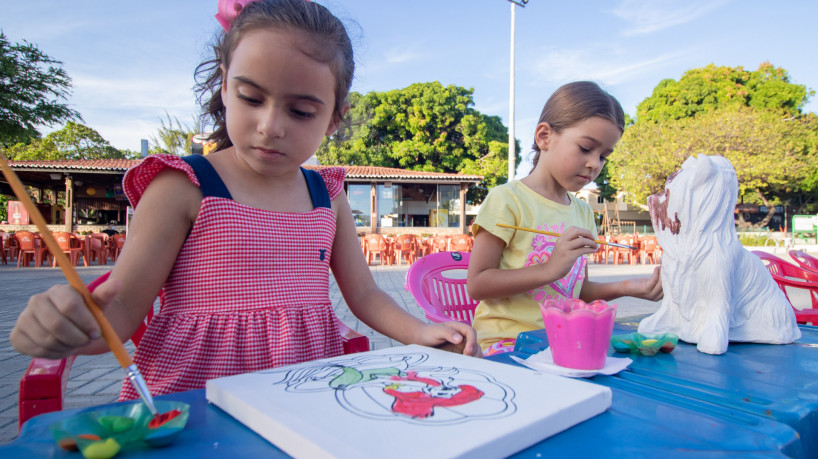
[0,152,159,417]
[496,223,638,250]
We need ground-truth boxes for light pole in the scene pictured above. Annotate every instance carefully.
[506,0,528,181]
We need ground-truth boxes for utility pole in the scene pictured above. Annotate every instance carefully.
[506,0,528,181]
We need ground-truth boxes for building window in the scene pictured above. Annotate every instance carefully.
[597,195,605,204]
[359,182,464,228]
[434,184,460,228]
[376,184,400,228]
[347,184,371,227]
[397,183,430,227]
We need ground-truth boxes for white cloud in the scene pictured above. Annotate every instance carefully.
[71,73,195,113]
[528,46,691,86]
[384,47,423,64]
[612,0,731,36]
[93,120,160,152]
[474,99,508,119]
[52,72,199,151]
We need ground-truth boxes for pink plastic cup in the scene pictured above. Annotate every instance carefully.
[539,298,617,370]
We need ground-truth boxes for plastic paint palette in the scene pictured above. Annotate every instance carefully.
[610,332,679,356]
[49,401,189,459]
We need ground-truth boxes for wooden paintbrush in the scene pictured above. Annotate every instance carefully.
[0,152,159,416]
[496,223,639,250]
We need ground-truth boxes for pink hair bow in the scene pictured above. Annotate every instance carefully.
[215,0,257,32]
[215,0,311,33]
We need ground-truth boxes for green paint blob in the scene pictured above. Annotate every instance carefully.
[80,438,120,459]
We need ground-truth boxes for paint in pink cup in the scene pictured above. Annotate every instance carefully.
[539,298,617,370]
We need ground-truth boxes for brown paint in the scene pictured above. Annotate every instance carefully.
[648,189,681,235]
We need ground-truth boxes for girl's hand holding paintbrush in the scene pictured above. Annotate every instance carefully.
[2,152,158,416]
[538,226,600,280]
[11,280,123,359]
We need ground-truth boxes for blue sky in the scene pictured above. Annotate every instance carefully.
[3,0,817,177]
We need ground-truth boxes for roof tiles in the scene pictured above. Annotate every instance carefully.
[9,159,483,181]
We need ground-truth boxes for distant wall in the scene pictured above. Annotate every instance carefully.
[0,224,124,234]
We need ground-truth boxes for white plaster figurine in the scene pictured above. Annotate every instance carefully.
[638,154,801,355]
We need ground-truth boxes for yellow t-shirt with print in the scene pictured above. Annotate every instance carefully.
[471,180,598,351]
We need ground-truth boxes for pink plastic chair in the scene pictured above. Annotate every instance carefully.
[405,251,477,324]
[789,250,818,274]
[752,250,818,325]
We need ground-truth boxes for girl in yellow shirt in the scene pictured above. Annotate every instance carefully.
[467,81,663,355]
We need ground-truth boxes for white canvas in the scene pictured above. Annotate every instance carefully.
[206,345,611,459]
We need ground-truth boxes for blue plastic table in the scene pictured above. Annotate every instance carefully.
[516,319,818,458]
[5,322,816,457]
[1,386,797,458]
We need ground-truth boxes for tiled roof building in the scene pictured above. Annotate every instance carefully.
[2,158,483,235]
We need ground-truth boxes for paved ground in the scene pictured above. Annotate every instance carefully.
[0,246,804,444]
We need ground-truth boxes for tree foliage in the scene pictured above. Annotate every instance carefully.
[149,112,195,156]
[636,62,812,123]
[4,121,135,160]
[316,82,517,203]
[610,107,817,225]
[0,32,82,147]
[606,63,818,224]
[0,194,8,222]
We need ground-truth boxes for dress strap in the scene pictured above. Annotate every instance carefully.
[302,168,330,209]
[181,155,233,199]
[180,156,327,208]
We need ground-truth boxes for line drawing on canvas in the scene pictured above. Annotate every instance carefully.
[259,352,517,425]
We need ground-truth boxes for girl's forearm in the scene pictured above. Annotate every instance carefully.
[345,287,427,344]
[579,279,625,302]
[467,263,563,301]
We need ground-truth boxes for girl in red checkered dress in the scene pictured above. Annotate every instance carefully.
[11,0,480,401]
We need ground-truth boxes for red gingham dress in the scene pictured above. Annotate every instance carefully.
[118,154,344,400]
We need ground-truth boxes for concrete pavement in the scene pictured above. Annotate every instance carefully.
[0,258,675,444]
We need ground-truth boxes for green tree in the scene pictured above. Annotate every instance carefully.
[4,121,134,160]
[636,62,812,123]
[149,112,195,156]
[609,107,816,227]
[0,194,8,222]
[605,63,817,227]
[316,82,516,202]
[0,32,82,147]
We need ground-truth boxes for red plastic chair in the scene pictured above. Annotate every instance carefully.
[430,235,450,254]
[614,235,638,265]
[405,251,478,324]
[15,231,49,267]
[18,272,369,429]
[87,233,109,265]
[419,236,434,257]
[449,234,473,252]
[393,234,419,265]
[640,236,659,265]
[4,231,20,262]
[0,233,6,265]
[364,233,393,266]
[51,232,83,267]
[751,251,818,325]
[592,243,608,264]
[109,233,127,261]
[789,250,818,274]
